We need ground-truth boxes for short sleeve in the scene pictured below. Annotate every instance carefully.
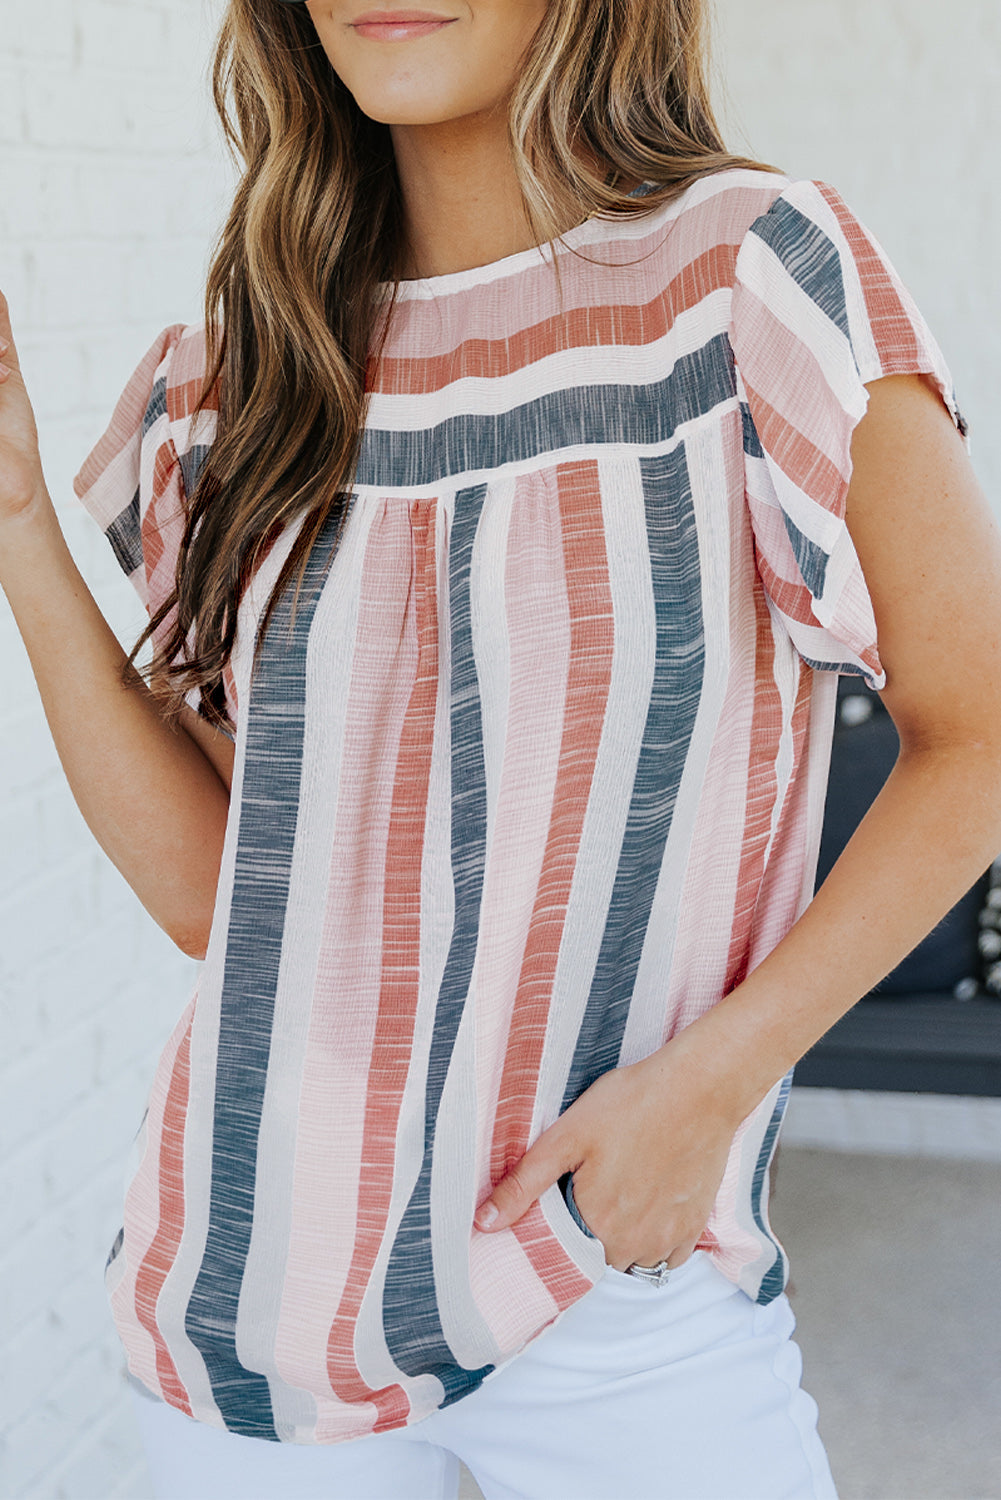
[73,323,234,725]
[729,179,967,690]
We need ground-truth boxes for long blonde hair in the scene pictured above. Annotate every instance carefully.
[140,0,771,723]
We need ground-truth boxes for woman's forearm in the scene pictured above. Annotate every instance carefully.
[1,490,230,957]
[682,736,1001,1123]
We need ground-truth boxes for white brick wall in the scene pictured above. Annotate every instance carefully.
[0,3,230,1496]
[716,0,1001,509]
[0,4,998,1498]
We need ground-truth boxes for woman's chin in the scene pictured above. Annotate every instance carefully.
[339,71,496,129]
[353,98,460,126]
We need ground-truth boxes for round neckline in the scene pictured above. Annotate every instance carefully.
[385,212,598,301]
[385,182,658,301]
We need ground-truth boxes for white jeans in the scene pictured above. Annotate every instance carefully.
[130,1251,837,1500]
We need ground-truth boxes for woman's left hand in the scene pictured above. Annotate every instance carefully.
[474,1028,745,1272]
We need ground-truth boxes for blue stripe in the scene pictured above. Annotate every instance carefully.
[178,443,212,499]
[749,1070,793,1304]
[183,519,338,1440]
[356,335,736,490]
[749,197,851,342]
[562,1174,597,1239]
[106,488,142,576]
[561,445,705,1110]
[802,656,868,677]
[382,484,494,1404]
[782,512,830,598]
[106,1226,124,1273]
[743,401,830,601]
[142,375,167,436]
[741,403,764,460]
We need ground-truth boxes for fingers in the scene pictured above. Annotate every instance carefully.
[475,1128,574,1232]
[666,1241,699,1272]
[0,290,21,373]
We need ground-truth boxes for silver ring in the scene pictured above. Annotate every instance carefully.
[625,1258,672,1287]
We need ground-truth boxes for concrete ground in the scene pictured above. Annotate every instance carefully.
[459,1147,1001,1500]
[770,1148,1001,1500]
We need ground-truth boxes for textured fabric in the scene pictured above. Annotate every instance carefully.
[74,170,960,1446]
[132,1254,837,1500]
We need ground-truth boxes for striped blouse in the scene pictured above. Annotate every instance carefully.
[75,170,960,1445]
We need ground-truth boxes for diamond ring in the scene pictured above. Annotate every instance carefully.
[625,1258,672,1287]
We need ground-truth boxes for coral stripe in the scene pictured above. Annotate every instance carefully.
[133,1016,194,1415]
[815,183,921,371]
[372,246,740,397]
[723,581,785,996]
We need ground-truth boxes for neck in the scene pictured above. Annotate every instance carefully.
[389,111,586,280]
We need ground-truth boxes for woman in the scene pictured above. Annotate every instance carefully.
[2,2,1000,1496]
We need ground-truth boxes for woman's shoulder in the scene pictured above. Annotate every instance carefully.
[152,321,218,425]
[118,320,217,425]
[628,167,859,265]
[74,320,219,523]
[626,166,787,238]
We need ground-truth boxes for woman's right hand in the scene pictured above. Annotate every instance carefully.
[0,291,230,956]
[0,291,49,523]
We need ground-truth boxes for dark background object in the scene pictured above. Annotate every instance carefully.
[814,678,987,996]
[795,676,1001,1096]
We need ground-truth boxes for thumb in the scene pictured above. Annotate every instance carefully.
[0,291,21,372]
[475,1127,575,1233]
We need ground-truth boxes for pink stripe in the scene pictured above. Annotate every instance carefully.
[110,996,196,1398]
[133,1017,194,1415]
[164,324,217,423]
[489,461,614,1173]
[815,182,922,372]
[704,673,815,1278]
[460,471,586,1341]
[722,581,785,996]
[373,245,741,398]
[746,670,815,969]
[510,1202,594,1307]
[374,180,783,365]
[736,297,854,502]
[474,466,611,1325]
[469,472,571,1189]
[72,325,185,505]
[142,452,186,654]
[324,503,439,1431]
[467,1227,561,1354]
[273,504,430,1438]
[663,415,759,1038]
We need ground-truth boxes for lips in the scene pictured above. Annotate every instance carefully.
[351,10,458,40]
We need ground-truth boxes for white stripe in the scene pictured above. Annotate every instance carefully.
[658,414,758,1038]
[532,453,656,1132]
[729,1077,789,1297]
[622,422,735,1063]
[735,230,868,426]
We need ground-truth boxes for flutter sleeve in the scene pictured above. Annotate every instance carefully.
[729,179,967,689]
[73,323,234,726]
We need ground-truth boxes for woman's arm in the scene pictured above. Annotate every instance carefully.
[0,296,232,959]
[476,373,1001,1267]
